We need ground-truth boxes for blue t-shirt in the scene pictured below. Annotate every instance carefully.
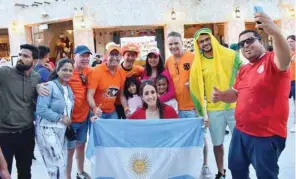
[34,64,50,83]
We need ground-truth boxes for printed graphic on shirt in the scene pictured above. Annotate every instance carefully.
[257,64,265,74]
[105,86,120,98]
[183,63,190,71]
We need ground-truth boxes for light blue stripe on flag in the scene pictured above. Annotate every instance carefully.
[88,118,204,148]
[86,118,205,178]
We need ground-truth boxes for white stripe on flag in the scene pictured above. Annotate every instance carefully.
[91,147,203,179]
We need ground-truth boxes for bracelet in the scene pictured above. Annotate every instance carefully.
[92,106,97,113]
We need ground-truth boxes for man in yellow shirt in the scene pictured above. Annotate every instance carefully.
[192,28,242,179]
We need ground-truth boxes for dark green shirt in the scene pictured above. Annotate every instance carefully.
[0,66,40,133]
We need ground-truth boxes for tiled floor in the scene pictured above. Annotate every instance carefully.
[11,100,296,179]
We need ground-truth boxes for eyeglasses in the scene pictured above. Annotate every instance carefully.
[79,74,87,85]
[174,62,180,74]
[108,53,120,57]
[238,37,259,49]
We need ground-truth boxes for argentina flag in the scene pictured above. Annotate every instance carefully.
[86,118,204,179]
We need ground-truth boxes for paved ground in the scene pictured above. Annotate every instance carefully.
[11,100,295,179]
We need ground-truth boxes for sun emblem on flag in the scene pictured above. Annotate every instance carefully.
[128,153,152,179]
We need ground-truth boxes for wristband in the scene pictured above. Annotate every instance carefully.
[92,106,97,113]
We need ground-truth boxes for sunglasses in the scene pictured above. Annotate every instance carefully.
[238,37,259,49]
[79,74,87,85]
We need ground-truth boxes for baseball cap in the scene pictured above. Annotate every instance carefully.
[74,45,92,55]
[106,42,121,54]
[121,43,140,55]
[147,47,160,56]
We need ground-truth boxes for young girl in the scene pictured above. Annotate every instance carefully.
[124,76,143,115]
[155,75,178,113]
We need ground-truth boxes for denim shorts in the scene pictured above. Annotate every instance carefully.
[208,109,235,146]
[67,115,90,149]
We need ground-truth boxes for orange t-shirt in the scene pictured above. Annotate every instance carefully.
[68,67,92,123]
[89,63,122,113]
[115,63,144,105]
[165,52,195,110]
[291,53,295,81]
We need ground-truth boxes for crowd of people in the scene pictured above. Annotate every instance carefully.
[0,11,295,179]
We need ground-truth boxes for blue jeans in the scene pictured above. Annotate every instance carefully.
[101,111,118,119]
[229,128,286,179]
[178,110,198,118]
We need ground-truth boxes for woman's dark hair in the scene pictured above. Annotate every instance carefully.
[124,76,140,99]
[139,80,164,119]
[145,53,164,76]
[287,35,295,41]
[155,74,169,93]
[49,58,73,81]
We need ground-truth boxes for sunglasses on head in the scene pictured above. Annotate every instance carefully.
[79,74,87,85]
[238,37,260,49]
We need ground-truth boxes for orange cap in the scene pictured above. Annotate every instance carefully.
[121,43,140,55]
[106,42,121,54]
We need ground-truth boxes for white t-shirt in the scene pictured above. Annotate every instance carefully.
[128,95,143,115]
[62,85,72,118]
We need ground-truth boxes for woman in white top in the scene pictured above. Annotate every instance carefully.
[35,58,74,179]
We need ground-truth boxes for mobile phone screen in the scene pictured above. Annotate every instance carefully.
[253,6,263,30]
[253,6,263,13]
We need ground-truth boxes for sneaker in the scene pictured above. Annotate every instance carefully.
[200,165,212,179]
[215,169,226,179]
[290,124,296,133]
[76,171,91,179]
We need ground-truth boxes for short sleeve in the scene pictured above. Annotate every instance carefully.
[233,68,243,91]
[269,52,290,74]
[88,68,99,90]
[86,67,94,89]
[137,66,144,77]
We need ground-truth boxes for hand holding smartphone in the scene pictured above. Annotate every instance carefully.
[253,5,263,30]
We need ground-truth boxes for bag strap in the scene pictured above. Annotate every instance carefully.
[53,80,70,117]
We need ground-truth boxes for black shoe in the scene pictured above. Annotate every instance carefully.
[77,171,91,179]
[225,130,229,135]
[215,169,226,179]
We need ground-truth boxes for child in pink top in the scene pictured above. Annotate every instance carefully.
[155,75,178,113]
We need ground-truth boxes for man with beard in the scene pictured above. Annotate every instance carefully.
[190,28,242,179]
[212,12,291,179]
[0,44,40,178]
[165,31,212,179]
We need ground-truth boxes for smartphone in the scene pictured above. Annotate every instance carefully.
[253,5,263,30]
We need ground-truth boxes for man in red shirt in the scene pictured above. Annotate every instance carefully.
[212,12,291,179]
